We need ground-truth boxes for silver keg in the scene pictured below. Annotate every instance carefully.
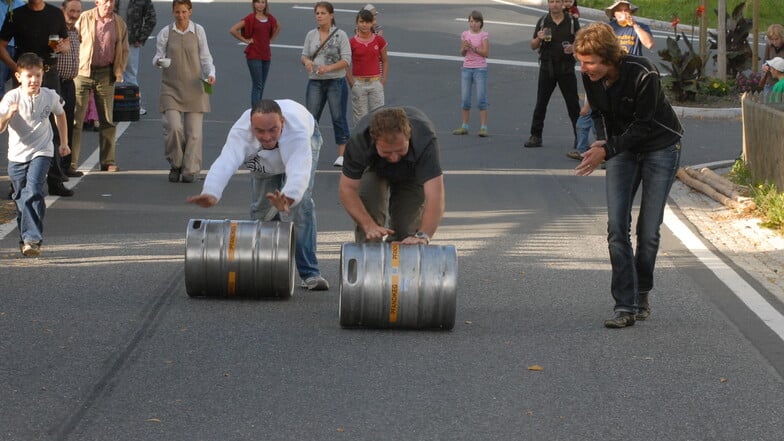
[339,242,458,329]
[185,219,295,298]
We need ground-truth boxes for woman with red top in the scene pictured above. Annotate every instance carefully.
[564,0,579,19]
[229,0,280,106]
[346,8,387,126]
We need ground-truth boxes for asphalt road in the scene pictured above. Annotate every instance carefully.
[2,1,783,440]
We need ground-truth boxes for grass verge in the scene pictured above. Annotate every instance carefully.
[729,159,784,234]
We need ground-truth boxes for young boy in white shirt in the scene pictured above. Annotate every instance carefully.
[0,52,70,256]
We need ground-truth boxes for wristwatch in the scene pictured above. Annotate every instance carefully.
[414,231,430,244]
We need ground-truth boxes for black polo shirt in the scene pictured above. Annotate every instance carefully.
[533,13,579,64]
[0,4,68,65]
[343,106,442,184]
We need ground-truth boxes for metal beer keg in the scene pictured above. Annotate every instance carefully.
[339,242,458,329]
[185,219,295,298]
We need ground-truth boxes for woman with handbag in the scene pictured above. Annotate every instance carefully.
[300,1,351,167]
[229,0,280,107]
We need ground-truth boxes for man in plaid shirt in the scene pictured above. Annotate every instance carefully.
[58,0,82,177]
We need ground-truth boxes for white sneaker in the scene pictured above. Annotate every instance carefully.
[301,275,329,291]
[139,107,147,116]
[333,156,344,167]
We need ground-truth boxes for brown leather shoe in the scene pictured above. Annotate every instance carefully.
[48,181,74,197]
[65,167,84,177]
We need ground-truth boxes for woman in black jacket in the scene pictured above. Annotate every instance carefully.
[573,23,683,329]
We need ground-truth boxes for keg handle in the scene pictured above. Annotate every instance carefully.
[346,258,358,284]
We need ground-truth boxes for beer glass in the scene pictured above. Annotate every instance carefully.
[48,34,60,58]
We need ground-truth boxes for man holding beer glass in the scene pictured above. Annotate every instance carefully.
[605,0,654,56]
[523,0,581,150]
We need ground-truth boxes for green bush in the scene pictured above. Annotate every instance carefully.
[729,158,752,185]
[658,33,706,101]
[728,159,784,232]
[752,183,784,231]
[700,77,735,96]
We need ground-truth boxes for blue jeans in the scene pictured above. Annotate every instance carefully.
[124,45,140,86]
[605,143,681,313]
[9,156,52,244]
[247,59,271,107]
[249,128,323,280]
[460,67,488,110]
[305,78,350,146]
[575,111,594,154]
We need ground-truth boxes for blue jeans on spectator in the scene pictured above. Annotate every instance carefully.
[249,127,323,280]
[460,67,488,110]
[605,143,681,313]
[124,45,140,86]
[575,111,594,154]
[305,78,350,147]
[9,156,52,244]
[247,59,271,107]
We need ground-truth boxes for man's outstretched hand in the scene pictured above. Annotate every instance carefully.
[266,189,294,213]
[186,194,218,208]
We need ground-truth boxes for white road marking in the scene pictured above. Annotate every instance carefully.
[664,206,784,340]
[0,122,130,241]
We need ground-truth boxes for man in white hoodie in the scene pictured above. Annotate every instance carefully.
[187,99,329,290]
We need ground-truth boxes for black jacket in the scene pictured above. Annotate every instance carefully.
[115,0,156,45]
[583,55,683,160]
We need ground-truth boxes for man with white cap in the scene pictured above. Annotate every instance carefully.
[606,0,653,55]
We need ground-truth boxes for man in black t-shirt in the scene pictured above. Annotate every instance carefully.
[523,0,581,152]
[0,0,73,197]
[340,106,445,245]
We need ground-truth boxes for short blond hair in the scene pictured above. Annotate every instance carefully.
[767,24,784,41]
[370,108,411,141]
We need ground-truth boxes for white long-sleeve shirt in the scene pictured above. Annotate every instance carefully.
[201,99,315,206]
[152,21,215,79]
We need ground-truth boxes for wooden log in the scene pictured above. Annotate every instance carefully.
[682,167,748,203]
[676,168,756,212]
[698,167,749,198]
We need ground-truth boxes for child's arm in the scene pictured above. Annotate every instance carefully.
[380,46,388,85]
[0,102,17,134]
[53,111,71,156]
[474,35,489,58]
